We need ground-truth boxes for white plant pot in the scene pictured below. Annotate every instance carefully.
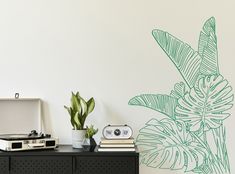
[72,129,86,148]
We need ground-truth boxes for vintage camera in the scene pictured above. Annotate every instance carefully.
[102,125,133,139]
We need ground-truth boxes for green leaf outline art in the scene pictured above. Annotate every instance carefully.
[170,81,189,99]
[176,75,233,132]
[198,17,219,76]
[129,17,234,174]
[152,29,202,88]
[129,94,178,120]
[137,118,207,172]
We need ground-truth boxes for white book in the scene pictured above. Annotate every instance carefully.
[98,147,136,152]
[100,137,134,144]
[99,143,135,148]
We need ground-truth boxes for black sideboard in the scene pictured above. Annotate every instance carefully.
[0,145,139,174]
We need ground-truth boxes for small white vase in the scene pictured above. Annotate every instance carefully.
[72,129,86,148]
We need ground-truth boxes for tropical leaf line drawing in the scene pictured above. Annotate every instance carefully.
[137,118,207,172]
[129,17,234,174]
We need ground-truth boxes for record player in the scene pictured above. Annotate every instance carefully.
[0,97,58,151]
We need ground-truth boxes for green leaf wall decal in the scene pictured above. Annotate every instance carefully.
[211,125,230,173]
[129,94,178,120]
[176,75,233,132]
[152,29,202,88]
[129,17,233,173]
[198,17,219,76]
[137,118,207,172]
[170,81,188,99]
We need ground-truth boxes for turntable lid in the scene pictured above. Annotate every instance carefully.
[0,98,42,134]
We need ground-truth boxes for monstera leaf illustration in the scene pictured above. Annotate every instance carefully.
[176,75,233,132]
[137,118,207,172]
[129,94,178,120]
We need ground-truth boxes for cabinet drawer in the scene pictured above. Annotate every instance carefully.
[74,156,137,174]
[0,156,9,174]
[10,156,72,174]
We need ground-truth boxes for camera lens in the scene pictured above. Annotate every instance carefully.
[114,129,121,136]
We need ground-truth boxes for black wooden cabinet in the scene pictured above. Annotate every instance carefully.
[0,145,139,174]
[10,156,72,174]
[74,156,136,174]
[0,156,9,174]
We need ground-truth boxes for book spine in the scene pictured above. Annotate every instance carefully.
[97,148,136,152]
[100,140,134,144]
[99,144,135,148]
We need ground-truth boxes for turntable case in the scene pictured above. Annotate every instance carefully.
[0,98,42,134]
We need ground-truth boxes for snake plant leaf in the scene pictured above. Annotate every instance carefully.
[73,112,82,130]
[198,17,219,76]
[170,82,189,99]
[76,93,88,116]
[129,94,178,120]
[70,116,76,129]
[176,75,234,132]
[64,106,76,128]
[87,97,95,114]
[64,105,72,116]
[80,98,95,127]
[71,92,82,114]
[136,118,207,172]
[75,91,79,97]
[152,29,202,88]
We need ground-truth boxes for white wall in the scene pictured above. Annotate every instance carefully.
[0,0,234,173]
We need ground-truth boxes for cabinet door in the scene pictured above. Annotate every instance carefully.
[74,156,137,174]
[10,156,72,174]
[0,157,9,174]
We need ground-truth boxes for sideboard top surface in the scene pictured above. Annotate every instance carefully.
[0,145,139,156]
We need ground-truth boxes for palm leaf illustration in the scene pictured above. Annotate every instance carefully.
[176,75,233,132]
[152,29,202,88]
[198,17,219,76]
[137,118,207,172]
[129,94,178,120]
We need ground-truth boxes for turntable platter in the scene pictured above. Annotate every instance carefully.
[0,134,43,140]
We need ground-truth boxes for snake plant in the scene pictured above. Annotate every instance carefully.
[64,92,95,130]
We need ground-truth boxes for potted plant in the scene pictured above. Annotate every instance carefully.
[82,125,98,151]
[64,92,95,148]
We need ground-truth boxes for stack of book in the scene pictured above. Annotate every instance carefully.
[97,137,136,152]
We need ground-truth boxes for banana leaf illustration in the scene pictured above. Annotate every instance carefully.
[129,94,178,120]
[129,17,233,173]
[152,29,202,89]
[198,17,219,76]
